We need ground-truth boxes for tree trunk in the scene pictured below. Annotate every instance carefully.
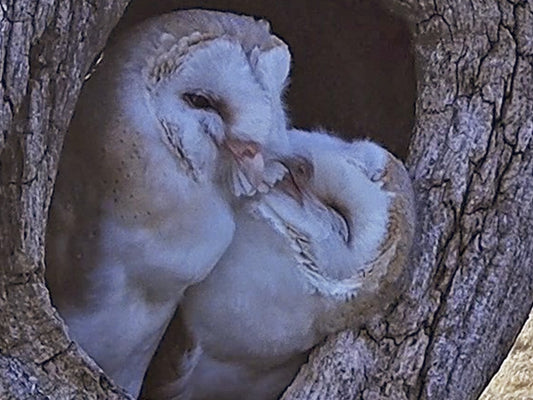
[282,1,533,399]
[1,0,532,399]
[479,308,533,399]
[0,1,130,398]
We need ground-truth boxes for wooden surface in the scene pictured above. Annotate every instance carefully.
[481,308,533,399]
[1,1,532,398]
[0,1,131,399]
[282,1,533,399]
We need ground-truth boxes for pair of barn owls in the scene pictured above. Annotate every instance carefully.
[45,9,415,400]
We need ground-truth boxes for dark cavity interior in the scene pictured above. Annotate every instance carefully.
[113,0,415,159]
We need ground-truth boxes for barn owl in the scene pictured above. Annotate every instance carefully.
[140,129,416,400]
[45,10,292,397]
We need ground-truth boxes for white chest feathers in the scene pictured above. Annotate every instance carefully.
[46,9,294,398]
[140,129,416,400]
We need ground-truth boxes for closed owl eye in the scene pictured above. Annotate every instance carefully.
[326,202,351,244]
[182,92,217,112]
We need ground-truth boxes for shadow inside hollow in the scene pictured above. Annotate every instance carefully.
[112,0,415,159]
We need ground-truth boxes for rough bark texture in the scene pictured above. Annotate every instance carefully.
[480,308,533,399]
[282,1,533,399]
[0,1,131,399]
[1,0,532,399]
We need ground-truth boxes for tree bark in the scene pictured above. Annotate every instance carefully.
[1,0,532,399]
[479,308,533,399]
[0,1,130,398]
[282,1,533,399]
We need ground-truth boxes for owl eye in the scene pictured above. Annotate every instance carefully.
[326,202,351,244]
[182,92,217,112]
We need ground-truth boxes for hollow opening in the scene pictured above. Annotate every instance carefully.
[114,0,416,159]
[46,1,416,397]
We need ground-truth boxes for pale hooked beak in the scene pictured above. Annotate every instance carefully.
[276,156,314,205]
[224,138,268,196]
[224,138,260,159]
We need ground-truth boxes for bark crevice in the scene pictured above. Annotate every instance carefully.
[1,1,533,398]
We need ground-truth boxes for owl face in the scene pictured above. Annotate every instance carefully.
[146,36,291,194]
[255,135,392,286]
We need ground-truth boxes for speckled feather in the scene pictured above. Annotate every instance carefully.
[46,9,292,397]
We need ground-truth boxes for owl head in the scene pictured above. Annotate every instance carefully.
[255,130,415,311]
[85,9,292,198]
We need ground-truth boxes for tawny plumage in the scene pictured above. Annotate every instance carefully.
[141,129,416,400]
[46,10,292,397]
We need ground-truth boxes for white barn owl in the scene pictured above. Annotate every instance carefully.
[45,10,292,397]
[140,130,416,400]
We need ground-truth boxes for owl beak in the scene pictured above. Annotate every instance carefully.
[224,138,268,196]
[276,156,313,205]
[224,139,262,165]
